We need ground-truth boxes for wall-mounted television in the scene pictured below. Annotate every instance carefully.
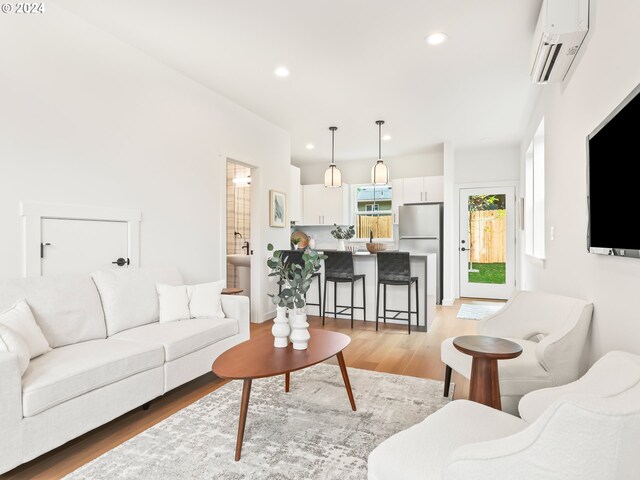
[587,82,640,258]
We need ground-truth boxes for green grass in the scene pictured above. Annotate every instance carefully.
[468,263,506,284]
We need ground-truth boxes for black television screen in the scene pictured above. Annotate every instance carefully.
[588,83,640,257]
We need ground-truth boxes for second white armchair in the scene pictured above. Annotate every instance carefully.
[441,290,593,413]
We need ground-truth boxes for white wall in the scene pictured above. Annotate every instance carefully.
[296,150,443,185]
[454,145,520,184]
[520,0,640,362]
[0,4,291,322]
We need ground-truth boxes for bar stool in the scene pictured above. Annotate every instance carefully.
[279,250,322,315]
[376,252,419,334]
[322,251,366,328]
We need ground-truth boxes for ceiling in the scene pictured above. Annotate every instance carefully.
[58,0,542,165]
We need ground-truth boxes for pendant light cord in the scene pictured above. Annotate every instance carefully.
[378,121,382,160]
[332,128,335,165]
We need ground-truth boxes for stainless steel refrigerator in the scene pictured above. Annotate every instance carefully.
[398,203,444,304]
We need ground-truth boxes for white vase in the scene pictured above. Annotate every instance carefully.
[337,239,346,251]
[290,308,310,350]
[308,237,316,249]
[272,306,290,348]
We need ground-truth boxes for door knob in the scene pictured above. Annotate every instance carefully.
[112,257,130,266]
[460,247,468,252]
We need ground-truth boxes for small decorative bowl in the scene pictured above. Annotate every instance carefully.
[366,242,386,253]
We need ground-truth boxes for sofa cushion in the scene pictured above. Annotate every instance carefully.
[0,325,30,375]
[368,400,527,480]
[441,337,554,396]
[0,274,106,348]
[187,281,225,319]
[92,267,184,336]
[21,338,164,417]
[157,283,190,323]
[111,317,239,362]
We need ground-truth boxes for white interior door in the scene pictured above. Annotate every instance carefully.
[459,187,515,299]
[41,218,129,276]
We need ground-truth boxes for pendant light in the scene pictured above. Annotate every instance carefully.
[324,126,342,188]
[371,120,389,185]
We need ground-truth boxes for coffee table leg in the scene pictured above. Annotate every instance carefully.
[235,378,252,461]
[336,351,356,411]
[285,372,290,392]
[469,357,502,410]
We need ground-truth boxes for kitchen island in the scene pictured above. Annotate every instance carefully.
[306,251,437,331]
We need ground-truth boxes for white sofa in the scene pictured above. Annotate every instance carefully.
[441,290,593,413]
[368,351,640,480]
[0,268,250,475]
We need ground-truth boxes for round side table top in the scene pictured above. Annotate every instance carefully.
[453,335,523,360]
[221,287,243,295]
[212,329,351,380]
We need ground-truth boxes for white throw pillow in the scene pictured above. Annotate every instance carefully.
[187,281,225,319]
[0,299,51,358]
[91,269,160,336]
[156,283,190,323]
[0,325,30,375]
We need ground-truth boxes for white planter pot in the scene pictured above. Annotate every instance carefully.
[290,308,310,350]
[272,306,290,348]
[337,239,346,251]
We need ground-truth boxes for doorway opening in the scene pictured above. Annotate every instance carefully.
[226,161,253,297]
[458,186,515,300]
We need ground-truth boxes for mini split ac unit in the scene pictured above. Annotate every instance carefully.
[530,0,589,84]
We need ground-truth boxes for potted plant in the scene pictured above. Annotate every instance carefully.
[330,224,355,251]
[291,236,301,250]
[267,244,326,350]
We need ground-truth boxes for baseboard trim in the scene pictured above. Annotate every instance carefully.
[442,298,455,306]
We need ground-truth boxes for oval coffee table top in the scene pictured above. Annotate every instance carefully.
[212,329,351,380]
[453,335,523,360]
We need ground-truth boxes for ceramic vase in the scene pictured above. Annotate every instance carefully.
[308,237,316,249]
[290,308,310,350]
[272,306,290,348]
[337,239,346,251]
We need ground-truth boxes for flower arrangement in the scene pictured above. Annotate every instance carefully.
[330,224,355,240]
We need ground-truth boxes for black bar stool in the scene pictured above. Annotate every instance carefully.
[322,251,366,328]
[376,252,419,334]
[279,250,322,315]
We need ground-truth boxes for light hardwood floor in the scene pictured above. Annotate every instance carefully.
[2,300,479,480]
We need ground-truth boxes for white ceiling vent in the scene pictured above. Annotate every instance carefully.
[530,0,589,84]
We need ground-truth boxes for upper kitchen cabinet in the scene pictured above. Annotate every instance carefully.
[401,176,444,204]
[301,184,350,225]
[391,178,404,223]
[290,166,302,223]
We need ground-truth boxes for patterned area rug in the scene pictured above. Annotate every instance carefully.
[65,364,453,480]
[456,302,504,320]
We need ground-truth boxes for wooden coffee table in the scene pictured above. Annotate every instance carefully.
[453,335,523,410]
[212,329,356,461]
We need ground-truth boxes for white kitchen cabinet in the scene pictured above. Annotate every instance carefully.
[401,176,444,204]
[289,166,302,223]
[302,183,350,225]
[391,178,404,223]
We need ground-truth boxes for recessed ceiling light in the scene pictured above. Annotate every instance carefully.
[274,66,290,77]
[425,32,448,45]
[382,134,392,141]
[305,143,315,150]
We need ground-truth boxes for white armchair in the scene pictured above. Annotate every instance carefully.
[368,351,640,480]
[441,290,593,413]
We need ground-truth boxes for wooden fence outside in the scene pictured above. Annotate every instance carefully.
[356,215,393,239]
[469,210,506,263]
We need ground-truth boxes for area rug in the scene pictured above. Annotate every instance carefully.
[65,364,453,480]
[456,302,505,320]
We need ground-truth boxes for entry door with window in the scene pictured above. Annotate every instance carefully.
[459,187,516,299]
[41,218,130,276]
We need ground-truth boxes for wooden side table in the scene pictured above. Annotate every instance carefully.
[222,287,243,295]
[453,335,522,410]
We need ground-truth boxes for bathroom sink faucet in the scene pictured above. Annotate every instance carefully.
[242,241,250,255]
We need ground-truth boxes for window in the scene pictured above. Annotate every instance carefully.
[353,185,393,240]
[524,119,545,259]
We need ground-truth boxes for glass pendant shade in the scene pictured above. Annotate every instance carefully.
[371,120,389,185]
[324,164,342,188]
[324,126,342,188]
[371,160,389,185]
